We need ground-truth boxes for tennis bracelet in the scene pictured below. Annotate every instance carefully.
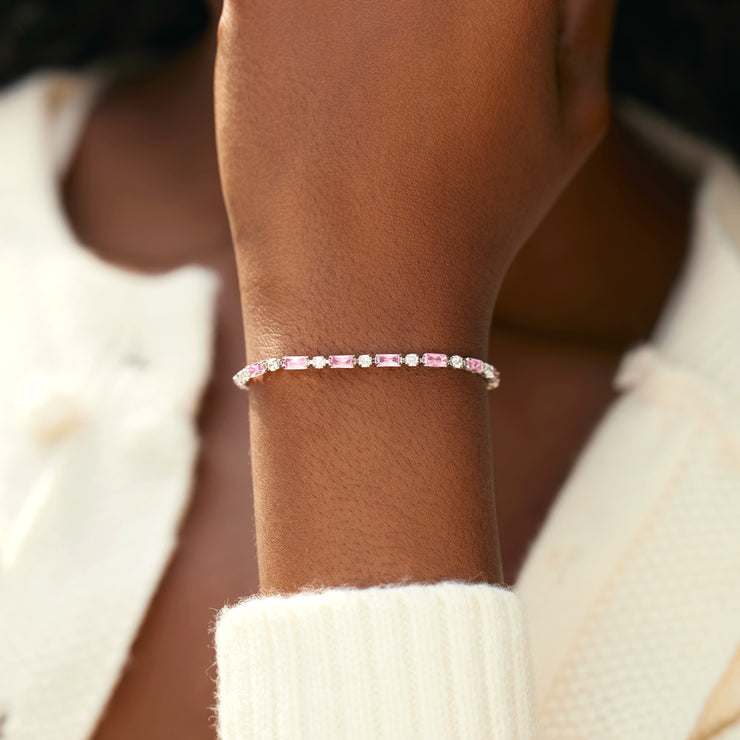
[233,352,500,391]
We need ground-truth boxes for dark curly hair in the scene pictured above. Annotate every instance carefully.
[0,0,209,81]
[1,0,739,157]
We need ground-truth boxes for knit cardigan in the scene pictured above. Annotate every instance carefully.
[0,71,739,740]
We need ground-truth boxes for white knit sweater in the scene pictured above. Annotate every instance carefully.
[0,71,739,740]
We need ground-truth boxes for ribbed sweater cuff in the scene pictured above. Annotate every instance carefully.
[215,581,537,739]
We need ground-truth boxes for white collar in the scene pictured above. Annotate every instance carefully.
[517,124,740,728]
[0,69,221,417]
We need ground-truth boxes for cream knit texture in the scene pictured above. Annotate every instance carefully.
[216,582,537,739]
[0,71,739,740]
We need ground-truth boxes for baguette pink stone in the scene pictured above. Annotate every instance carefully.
[283,356,309,370]
[233,351,498,390]
[329,355,355,368]
[422,353,448,368]
[375,354,401,367]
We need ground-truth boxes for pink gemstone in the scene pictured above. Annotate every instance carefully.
[247,362,265,378]
[283,356,309,370]
[375,354,401,367]
[329,355,355,368]
[465,358,484,373]
[422,353,448,368]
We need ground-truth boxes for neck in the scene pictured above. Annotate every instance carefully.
[63,23,230,273]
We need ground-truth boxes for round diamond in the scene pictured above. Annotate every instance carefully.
[404,353,420,367]
[310,355,328,368]
[265,357,281,371]
[233,368,250,386]
[449,355,464,369]
[357,354,373,368]
[483,364,494,379]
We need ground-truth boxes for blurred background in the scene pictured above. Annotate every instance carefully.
[0,0,738,159]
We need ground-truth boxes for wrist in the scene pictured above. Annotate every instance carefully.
[240,294,493,366]
[234,243,503,362]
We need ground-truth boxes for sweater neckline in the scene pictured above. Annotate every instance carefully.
[37,69,740,408]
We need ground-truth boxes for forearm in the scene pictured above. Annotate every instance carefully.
[233,133,506,594]
[229,84,507,595]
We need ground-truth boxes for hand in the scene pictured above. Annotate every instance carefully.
[214,0,616,356]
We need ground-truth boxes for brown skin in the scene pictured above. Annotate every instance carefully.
[57,4,691,738]
[213,0,618,595]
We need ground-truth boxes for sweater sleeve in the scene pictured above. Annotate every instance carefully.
[214,581,539,739]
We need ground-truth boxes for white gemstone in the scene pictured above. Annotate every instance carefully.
[357,354,373,368]
[449,355,464,369]
[403,353,420,367]
[310,355,327,368]
[483,364,494,379]
[266,357,281,371]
